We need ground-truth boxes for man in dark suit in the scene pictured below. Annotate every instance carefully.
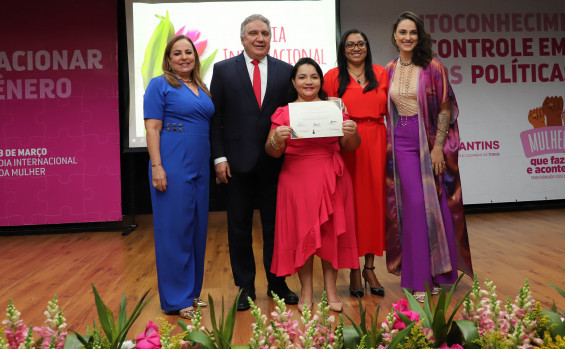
[210,14,298,311]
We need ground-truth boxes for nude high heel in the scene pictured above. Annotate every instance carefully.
[328,296,343,312]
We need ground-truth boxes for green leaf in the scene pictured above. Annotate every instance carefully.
[369,307,381,348]
[178,319,189,332]
[113,289,152,349]
[91,284,116,344]
[186,331,215,349]
[444,273,465,313]
[141,11,175,89]
[549,282,565,299]
[395,310,415,327]
[221,291,240,346]
[342,325,361,349]
[454,320,480,349]
[344,296,368,342]
[343,312,364,338]
[200,49,218,78]
[117,293,127,335]
[388,322,415,349]
[65,332,90,349]
[403,288,431,328]
[208,294,219,335]
[431,306,447,346]
[542,309,565,338]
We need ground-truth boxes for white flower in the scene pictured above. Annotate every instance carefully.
[121,340,136,349]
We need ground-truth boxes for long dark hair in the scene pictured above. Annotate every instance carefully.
[391,11,434,68]
[336,29,377,98]
[288,58,328,102]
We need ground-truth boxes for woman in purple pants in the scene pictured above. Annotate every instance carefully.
[384,11,473,302]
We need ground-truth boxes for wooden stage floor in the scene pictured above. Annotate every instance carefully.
[1,208,564,345]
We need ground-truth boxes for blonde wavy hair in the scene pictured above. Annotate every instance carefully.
[161,35,211,97]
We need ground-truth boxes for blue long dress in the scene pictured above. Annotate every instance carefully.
[144,76,215,311]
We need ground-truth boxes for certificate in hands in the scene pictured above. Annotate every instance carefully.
[288,99,344,139]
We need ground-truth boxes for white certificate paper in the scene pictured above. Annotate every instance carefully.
[288,99,344,139]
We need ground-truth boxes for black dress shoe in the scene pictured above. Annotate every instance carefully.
[349,288,365,298]
[162,310,179,316]
[237,286,256,311]
[349,269,365,298]
[267,284,299,305]
[362,266,385,297]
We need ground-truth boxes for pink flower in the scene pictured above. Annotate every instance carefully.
[4,320,28,349]
[136,321,161,349]
[439,343,464,349]
[391,299,420,330]
[175,26,207,57]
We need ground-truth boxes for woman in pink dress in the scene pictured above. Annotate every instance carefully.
[266,58,360,313]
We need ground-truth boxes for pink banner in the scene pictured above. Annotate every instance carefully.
[520,126,565,158]
[0,0,122,226]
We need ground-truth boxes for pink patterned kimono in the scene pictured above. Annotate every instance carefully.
[385,57,473,280]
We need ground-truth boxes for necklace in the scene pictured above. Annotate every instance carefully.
[397,57,414,126]
[347,66,364,85]
[176,75,192,84]
[398,56,413,66]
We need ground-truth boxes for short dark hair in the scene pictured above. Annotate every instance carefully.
[288,58,328,102]
[336,29,377,97]
[391,11,434,67]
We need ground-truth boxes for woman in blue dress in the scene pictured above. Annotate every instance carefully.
[144,34,215,319]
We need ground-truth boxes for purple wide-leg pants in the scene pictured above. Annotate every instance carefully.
[394,115,458,291]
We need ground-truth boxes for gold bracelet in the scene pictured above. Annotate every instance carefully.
[151,163,162,167]
[439,128,449,135]
[270,135,284,149]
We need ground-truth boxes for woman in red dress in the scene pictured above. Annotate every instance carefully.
[266,58,361,313]
[323,30,389,297]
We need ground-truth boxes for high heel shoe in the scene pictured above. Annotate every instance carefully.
[362,266,385,296]
[349,269,365,297]
[328,297,343,312]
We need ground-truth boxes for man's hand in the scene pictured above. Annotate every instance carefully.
[215,161,231,184]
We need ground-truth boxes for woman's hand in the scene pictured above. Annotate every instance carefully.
[273,126,292,144]
[342,120,357,135]
[265,126,291,158]
[152,165,167,191]
[339,120,361,151]
[431,146,446,176]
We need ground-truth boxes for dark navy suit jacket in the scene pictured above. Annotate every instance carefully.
[210,53,292,173]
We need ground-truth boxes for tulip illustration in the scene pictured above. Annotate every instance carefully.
[176,26,207,57]
[141,14,219,89]
[174,25,218,79]
[141,11,175,89]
